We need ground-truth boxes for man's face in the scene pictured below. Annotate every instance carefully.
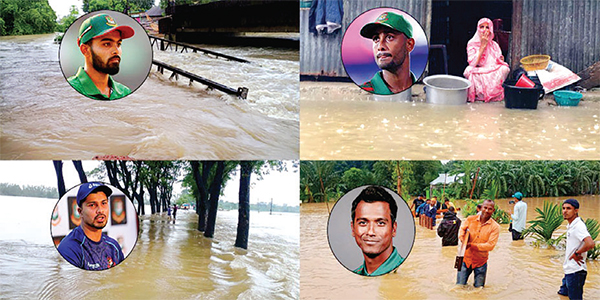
[351,201,396,257]
[562,203,578,220]
[371,27,415,72]
[78,191,109,230]
[85,30,123,75]
[481,201,495,220]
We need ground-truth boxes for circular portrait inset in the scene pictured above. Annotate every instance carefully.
[51,182,139,270]
[341,7,429,95]
[59,10,153,101]
[327,185,415,276]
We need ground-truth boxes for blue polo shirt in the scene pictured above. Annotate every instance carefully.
[57,226,124,270]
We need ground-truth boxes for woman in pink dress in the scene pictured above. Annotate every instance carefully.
[463,18,510,102]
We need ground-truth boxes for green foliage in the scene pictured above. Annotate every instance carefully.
[461,199,510,224]
[0,0,57,36]
[83,0,154,13]
[0,183,58,199]
[57,5,79,33]
[522,201,565,248]
[586,218,600,240]
[492,207,511,224]
[585,218,600,259]
[462,199,479,218]
[300,161,340,203]
[446,161,600,199]
[341,168,376,191]
[587,242,600,260]
[159,0,219,10]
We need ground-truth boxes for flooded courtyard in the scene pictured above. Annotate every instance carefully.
[301,196,600,300]
[300,82,600,160]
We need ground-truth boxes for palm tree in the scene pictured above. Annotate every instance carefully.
[299,161,339,203]
[522,201,565,247]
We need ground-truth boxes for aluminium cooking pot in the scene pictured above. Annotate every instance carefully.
[423,75,471,105]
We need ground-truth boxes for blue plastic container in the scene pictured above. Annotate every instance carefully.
[553,90,582,106]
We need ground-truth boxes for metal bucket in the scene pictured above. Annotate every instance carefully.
[423,75,471,105]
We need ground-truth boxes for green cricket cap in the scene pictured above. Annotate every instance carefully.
[360,11,413,39]
[77,13,135,46]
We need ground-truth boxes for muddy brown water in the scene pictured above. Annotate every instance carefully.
[301,196,600,299]
[0,34,299,160]
[300,82,600,160]
[0,196,299,299]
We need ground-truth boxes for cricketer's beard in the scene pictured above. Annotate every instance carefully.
[91,47,120,75]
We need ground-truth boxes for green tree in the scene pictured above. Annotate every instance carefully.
[83,0,154,13]
[0,0,57,36]
[300,161,339,203]
[57,5,79,32]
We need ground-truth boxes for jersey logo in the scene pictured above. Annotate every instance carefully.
[107,256,114,268]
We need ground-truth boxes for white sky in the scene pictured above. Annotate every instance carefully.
[49,0,161,19]
[0,161,299,207]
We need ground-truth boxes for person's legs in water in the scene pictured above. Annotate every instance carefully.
[473,263,488,287]
[456,262,473,285]
[558,275,568,296]
[565,270,587,299]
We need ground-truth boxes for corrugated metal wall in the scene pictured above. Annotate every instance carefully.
[300,0,430,78]
[512,0,600,73]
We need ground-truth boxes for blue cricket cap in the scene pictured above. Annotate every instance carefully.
[563,198,579,209]
[77,182,112,207]
[512,192,523,200]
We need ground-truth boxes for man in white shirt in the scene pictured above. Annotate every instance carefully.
[510,192,527,240]
[558,198,595,299]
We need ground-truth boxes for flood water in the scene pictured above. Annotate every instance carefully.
[0,34,298,160]
[0,195,299,299]
[300,82,600,160]
[301,196,600,300]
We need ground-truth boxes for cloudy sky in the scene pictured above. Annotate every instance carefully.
[0,161,299,207]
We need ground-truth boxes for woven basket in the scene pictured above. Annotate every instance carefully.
[520,55,551,71]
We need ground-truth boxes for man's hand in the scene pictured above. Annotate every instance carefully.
[569,251,585,266]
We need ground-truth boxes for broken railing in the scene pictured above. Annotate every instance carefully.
[152,60,249,99]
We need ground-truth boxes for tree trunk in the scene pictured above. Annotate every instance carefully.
[105,161,120,187]
[235,161,252,249]
[72,161,88,183]
[148,184,158,215]
[195,161,214,232]
[204,161,225,238]
[137,179,145,215]
[53,161,66,198]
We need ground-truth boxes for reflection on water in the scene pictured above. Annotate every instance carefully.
[0,34,298,160]
[301,196,600,300]
[300,82,600,160]
[0,196,299,299]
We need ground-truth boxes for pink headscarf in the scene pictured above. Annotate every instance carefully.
[466,18,506,68]
[467,18,494,47]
